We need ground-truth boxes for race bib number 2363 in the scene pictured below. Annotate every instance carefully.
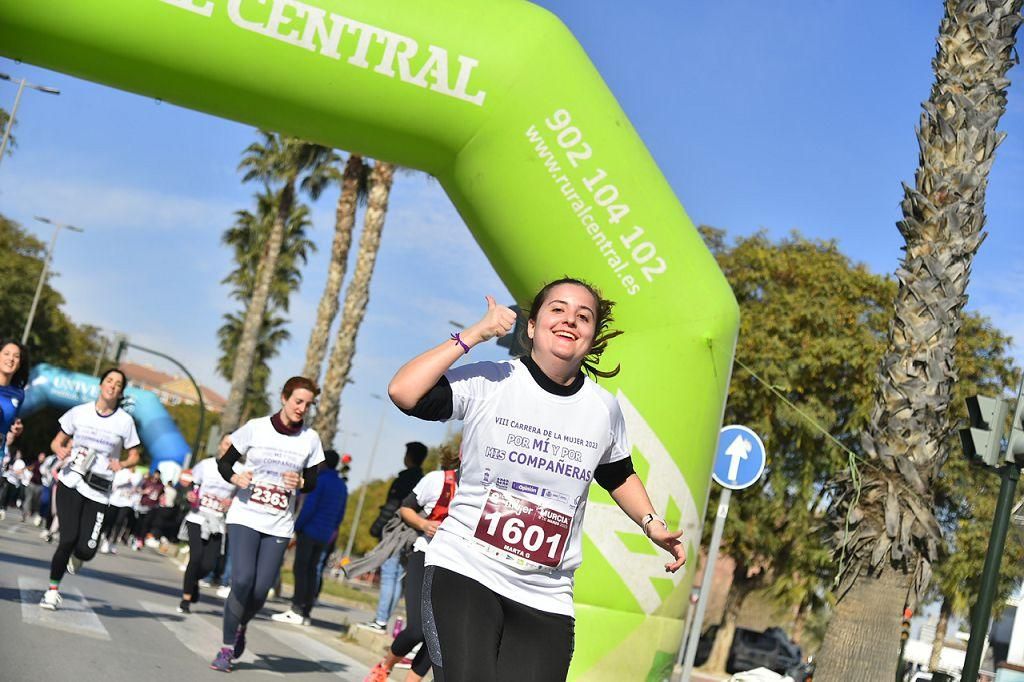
[250,483,291,512]
[472,489,571,569]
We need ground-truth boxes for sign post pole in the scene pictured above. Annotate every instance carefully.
[679,487,732,681]
[673,425,767,681]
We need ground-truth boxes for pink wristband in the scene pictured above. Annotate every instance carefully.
[450,332,470,354]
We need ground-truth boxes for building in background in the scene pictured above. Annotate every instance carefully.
[119,362,226,413]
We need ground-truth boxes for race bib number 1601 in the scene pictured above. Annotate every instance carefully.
[472,489,571,569]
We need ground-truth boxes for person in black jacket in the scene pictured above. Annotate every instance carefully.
[357,441,427,632]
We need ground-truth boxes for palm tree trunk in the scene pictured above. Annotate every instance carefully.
[222,183,295,431]
[821,2,1022,674]
[702,565,759,674]
[703,590,742,673]
[815,564,909,681]
[929,597,952,672]
[792,602,809,648]
[313,161,395,446]
[302,154,364,383]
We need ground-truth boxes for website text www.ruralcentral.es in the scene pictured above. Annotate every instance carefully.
[525,108,669,296]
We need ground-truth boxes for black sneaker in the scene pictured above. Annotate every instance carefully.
[177,600,191,614]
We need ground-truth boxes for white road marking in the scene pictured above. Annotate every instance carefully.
[139,600,281,676]
[19,576,110,640]
[259,624,371,679]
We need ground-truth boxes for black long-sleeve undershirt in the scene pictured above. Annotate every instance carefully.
[217,444,319,493]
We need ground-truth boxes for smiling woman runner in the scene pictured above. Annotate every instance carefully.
[209,376,325,673]
[388,277,687,682]
[0,339,29,445]
[41,368,141,611]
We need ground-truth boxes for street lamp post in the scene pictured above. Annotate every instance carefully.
[0,73,60,166]
[342,393,387,562]
[22,216,83,344]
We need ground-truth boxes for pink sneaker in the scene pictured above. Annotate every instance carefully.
[362,662,391,682]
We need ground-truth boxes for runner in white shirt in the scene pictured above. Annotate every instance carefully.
[388,278,686,682]
[178,446,238,614]
[209,376,325,673]
[0,418,25,520]
[41,368,141,610]
[100,467,142,554]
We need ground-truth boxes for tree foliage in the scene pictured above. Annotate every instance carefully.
[0,107,14,154]
[694,227,1020,667]
[0,213,101,372]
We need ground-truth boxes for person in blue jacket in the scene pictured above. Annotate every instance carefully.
[0,339,29,444]
[272,448,348,625]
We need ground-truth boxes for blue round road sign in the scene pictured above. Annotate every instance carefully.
[712,425,766,490]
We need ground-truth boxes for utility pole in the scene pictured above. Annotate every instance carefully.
[342,394,387,562]
[22,216,83,344]
[0,72,60,167]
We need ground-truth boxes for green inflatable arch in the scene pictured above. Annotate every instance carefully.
[1,1,739,678]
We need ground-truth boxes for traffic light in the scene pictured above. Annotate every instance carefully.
[1007,392,1024,466]
[494,305,526,356]
[960,395,1008,467]
[901,607,912,641]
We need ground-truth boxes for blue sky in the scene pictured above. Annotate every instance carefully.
[1,1,1021,487]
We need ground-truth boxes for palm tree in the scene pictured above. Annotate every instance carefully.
[302,153,369,382]
[218,188,315,421]
[221,133,338,431]
[313,160,395,446]
[816,3,1023,678]
[217,310,291,422]
[222,191,315,313]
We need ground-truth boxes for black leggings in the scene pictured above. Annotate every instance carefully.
[390,551,431,677]
[222,523,288,645]
[1,480,21,509]
[291,533,326,618]
[183,521,223,599]
[102,505,134,542]
[422,566,574,682]
[50,483,108,582]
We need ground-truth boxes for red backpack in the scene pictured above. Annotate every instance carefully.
[426,469,458,522]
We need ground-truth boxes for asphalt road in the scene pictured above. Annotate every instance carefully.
[0,513,389,681]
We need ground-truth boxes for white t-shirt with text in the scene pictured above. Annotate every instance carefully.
[108,468,142,508]
[185,456,238,525]
[423,360,630,616]
[57,403,141,504]
[224,416,325,538]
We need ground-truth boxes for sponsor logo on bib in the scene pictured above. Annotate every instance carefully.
[511,481,538,495]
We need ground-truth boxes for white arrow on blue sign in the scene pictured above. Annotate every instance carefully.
[711,425,766,490]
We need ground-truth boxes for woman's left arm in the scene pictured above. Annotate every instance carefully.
[609,473,687,573]
[112,447,140,472]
